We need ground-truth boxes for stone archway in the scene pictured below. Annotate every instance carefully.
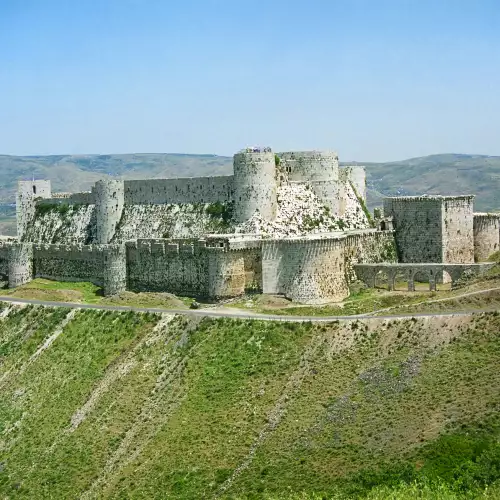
[374,269,390,290]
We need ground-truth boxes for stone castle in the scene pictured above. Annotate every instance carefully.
[0,147,498,303]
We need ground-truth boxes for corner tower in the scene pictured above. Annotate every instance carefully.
[233,149,277,223]
[16,180,52,240]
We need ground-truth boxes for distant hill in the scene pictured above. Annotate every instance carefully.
[1,152,500,232]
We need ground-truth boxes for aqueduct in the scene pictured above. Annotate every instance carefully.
[354,263,495,292]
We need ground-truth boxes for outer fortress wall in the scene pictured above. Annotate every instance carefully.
[123,176,234,204]
[8,243,33,287]
[0,241,12,278]
[126,239,210,297]
[233,151,277,223]
[473,213,500,262]
[33,243,126,296]
[278,151,340,216]
[262,230,397,304]
[441,196,474,263]
[384,197,444,263]
[126,238,246,299]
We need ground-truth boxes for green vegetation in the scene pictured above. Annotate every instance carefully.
[349,180,374,226]
[206,201,234,225]
[0,307,498,498]
[0,278,191,309]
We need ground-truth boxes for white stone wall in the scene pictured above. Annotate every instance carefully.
[123,176,233,204]
[207,248,245,299]
[22,205,96,244]
[442,197,474,263]
[16,180,52,240]
[233,151,277,222]
[473,213,500,262]
[278,151,341,216]
[112,203,233,241]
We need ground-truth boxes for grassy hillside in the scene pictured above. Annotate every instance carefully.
[361,154,500,210]
[0,304,498,499]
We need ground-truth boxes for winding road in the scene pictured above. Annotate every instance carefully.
[0,292,499,322]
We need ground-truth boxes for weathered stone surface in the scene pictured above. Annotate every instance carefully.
[473,213,500,262]
[384,195,474,264]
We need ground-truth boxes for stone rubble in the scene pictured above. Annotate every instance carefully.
[235,182,369,237]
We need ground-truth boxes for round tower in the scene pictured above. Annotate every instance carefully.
[277,151,340,216]
[94,180,124,244]
[102,244,127,296]
[233,149,277,223]
[8,243,33,288]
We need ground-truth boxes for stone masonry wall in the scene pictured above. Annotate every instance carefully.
[123,177,234,204]
[277,151,341,216]
[384,197,444,262]
[94,180,125,244]
[262,230,397,304]
[442,196,474,263]
[126,239,210,297]
[16,180,52,240]
[473,213,500,262]
[32,243,126,295]
[233,151,277,223]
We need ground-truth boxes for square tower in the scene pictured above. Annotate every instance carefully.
[383,195,474,264]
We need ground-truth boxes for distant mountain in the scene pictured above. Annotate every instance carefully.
[360,154,500,211]
[1,152,499,220]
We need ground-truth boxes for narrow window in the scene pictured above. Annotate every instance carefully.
[33,185,37,195]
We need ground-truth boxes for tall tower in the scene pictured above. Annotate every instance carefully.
[16,180,52,240]
[233,149,277,223]
[277,151,340,216]
[94,180,124,244]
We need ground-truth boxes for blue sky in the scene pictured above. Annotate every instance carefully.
[0,0,499,161]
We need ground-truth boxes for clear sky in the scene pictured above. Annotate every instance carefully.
[0,0,499,161]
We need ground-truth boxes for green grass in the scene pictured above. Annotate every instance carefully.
[1,278,191,309]
[0,307,498,498]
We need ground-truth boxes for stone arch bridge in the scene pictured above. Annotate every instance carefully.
[354,263,495,291]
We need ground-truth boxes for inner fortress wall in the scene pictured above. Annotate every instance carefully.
[277,151,341,216]
[441,196,474,263]
[123,176,234,204]
[384,197,444,263]
[473,213,500,262]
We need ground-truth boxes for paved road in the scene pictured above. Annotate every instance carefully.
[0,295,498,323]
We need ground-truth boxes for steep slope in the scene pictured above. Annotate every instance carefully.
[0,305,498,499]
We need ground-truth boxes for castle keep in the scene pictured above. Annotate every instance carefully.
[1,147,498,303]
